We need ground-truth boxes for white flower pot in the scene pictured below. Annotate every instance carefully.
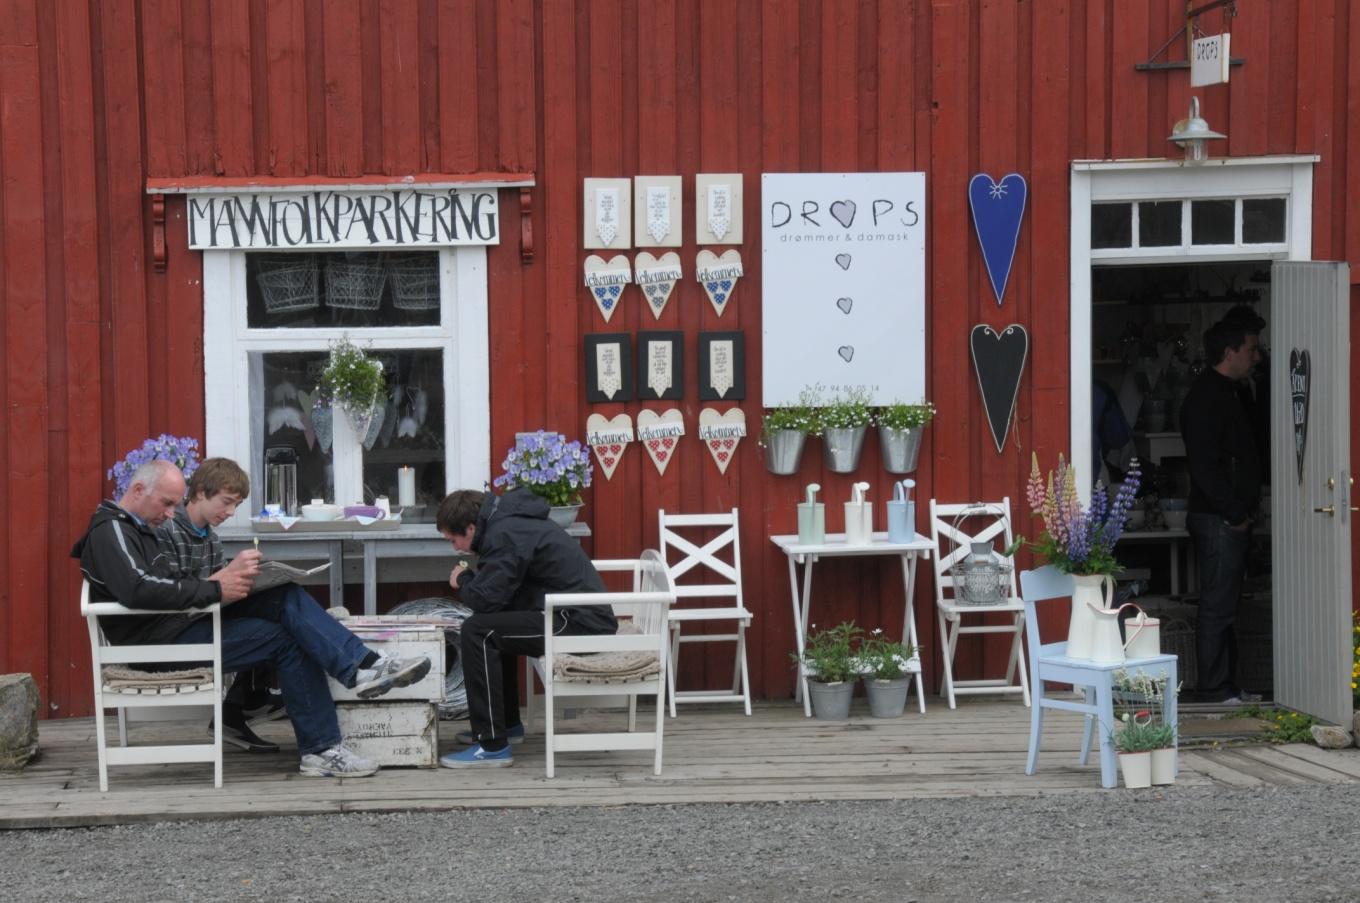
[1150,747,1176,785]
[547,502,583,527]
[1119,751,1152,789]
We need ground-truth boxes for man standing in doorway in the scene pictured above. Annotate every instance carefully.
[1179,317,1265,704]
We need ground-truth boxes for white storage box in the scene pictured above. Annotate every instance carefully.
[336,702,438,768]
[328,621,446,703]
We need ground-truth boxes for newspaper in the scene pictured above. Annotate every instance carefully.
[252,560,330,593]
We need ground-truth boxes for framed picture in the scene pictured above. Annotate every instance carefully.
[698,331,746,401]
[636,331,684,401]
[584,333,633,403]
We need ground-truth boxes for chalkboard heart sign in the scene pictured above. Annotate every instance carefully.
[1290,348,1310,484]
[968,173,1028,307]
[969,323,1029,453]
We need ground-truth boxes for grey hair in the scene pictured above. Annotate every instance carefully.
[128,459,180,494]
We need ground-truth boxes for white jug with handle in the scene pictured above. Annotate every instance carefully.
[1123,611,1161,659]
[1086,602,1147,664]
[1065,573,1115,660]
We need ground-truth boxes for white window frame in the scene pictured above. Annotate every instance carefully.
[1069,155,1317,501]
[203,246,490,528]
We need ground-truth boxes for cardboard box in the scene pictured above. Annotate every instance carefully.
[336,701,438,768]
[328,622,446,703]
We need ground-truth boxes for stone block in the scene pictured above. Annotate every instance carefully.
[1310,724,1354,750]
[1352,710,1360,746]
[0,673,39,771]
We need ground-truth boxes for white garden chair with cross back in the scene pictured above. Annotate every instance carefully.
[657,508,753,717]
[928,498,1031,709]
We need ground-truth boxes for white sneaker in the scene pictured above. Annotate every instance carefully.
[299,743,379,778]
[352,653,432,700]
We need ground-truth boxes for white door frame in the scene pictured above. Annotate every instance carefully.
[1068,155,1318,497]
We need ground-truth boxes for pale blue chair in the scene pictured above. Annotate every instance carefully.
[1020,565,1178,789]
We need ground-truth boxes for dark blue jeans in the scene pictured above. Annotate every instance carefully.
[1187,512,1250,700]
[175,583,370,755]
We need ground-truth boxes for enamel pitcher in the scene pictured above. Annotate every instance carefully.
[1085,602,1151,665]
[1065,573,1114,660]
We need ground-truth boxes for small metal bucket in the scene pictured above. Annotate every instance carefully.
[822,426,867,473]
[879,426,923,474]
[764,429,808,475]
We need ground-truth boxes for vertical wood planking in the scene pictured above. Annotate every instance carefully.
[210,0,253,176]
[496,0,535,175]
[379,0,420,174]
[265,0,309,175]
[322,1,362,175]
[436,0,479,172]
[140,0,186,177]
[1108,1,1148,158]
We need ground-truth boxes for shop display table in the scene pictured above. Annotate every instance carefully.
[771,532,934,717]
[1119,528,1194,597]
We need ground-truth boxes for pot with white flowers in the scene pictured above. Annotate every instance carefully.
[875,400,935,474]
[793,622,861,721]
[1113,711,1174,789]
[819,386,873,473]
[761,396,819,476]
[856,629,919,718]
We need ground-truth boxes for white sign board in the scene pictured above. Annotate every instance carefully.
[761,172,926,406]
[186,189,500,250]
[1191,33,1230,87]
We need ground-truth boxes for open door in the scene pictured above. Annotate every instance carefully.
[1270,261,1353,725]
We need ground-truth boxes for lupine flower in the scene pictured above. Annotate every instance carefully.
[1024,456,1141,576]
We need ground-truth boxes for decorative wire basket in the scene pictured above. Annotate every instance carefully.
[945,504,1013,606]
[1160,616,1197,689]
[325,255,388,310]
[388,254,440,310]
[386,597,474,719]
[255,255,320,314]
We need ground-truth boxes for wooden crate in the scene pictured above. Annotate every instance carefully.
[336,701,438,768]
[328,623,445,703]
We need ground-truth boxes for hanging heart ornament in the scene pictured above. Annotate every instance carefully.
[634,251,682,320]
[695,249,743,317]
[586,412,634,481]
[636,408,685,475]
[584,254,632,322]
[698,407,746,475]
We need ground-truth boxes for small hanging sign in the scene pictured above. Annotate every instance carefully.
[586,412,634,481]
[634,251,683,319]
[584,333,633,403]
[968,172,1027,307]
[969,323,1029,453]
[584,254,632,322]
[1290,348,1310,485]
[637,408,685,475]
[698,331,746,401]
[637,331,684,401]
[695,249,743,317]
[632,176,682,247]
[583,178,632,248]
[696,173,744,245]
[698,408,746,475]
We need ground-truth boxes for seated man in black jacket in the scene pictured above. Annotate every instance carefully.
[436,488,613,768]
[1179,317,1263,704]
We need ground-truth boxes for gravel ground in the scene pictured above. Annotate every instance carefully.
[4,785,1359,902]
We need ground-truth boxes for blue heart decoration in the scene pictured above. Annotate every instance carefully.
[720,280,732,291]
[593,287,615,310]
[968,173,1027,306]
[714,293,727,303]
[608,285,621,298]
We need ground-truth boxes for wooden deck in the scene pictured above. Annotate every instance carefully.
[3,700,1358,829]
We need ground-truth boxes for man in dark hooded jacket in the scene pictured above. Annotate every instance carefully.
[436,487,612,768]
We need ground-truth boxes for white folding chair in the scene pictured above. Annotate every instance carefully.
[1021,566,1178,789]
[657,509,753,717]
[928,499,1031,709]
[81,580,225,791]
[529,551,674,777]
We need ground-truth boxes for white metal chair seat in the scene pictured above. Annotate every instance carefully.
[658,509,753,717]
[525,553,675,777]
[81,580,225,791]
[1021,566,1178,789]
[928,498,1031,709]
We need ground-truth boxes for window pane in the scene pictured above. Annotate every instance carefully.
[362,349,446,523]
[1191,200,1235,245]
[1138,201,1182,247]
[1091,203,1132,249]
[247,251,441,329]
[251,350,335,513]
[1242,198,1286,244]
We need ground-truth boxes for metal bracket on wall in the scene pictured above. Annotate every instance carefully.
[519,187,534,264]
[151,193,167,272]
[1134,0,1245,72]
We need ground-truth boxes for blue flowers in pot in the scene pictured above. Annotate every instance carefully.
[494,430,594,526]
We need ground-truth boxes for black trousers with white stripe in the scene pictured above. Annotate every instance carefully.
[460,609,604,748]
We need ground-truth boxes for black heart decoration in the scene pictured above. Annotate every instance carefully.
[1289,348,1310,484]
[969,323,1029,453]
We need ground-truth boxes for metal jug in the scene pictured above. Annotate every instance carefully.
[1066,573,1115,659]
[1123,611,1161,659]
[264,446,298,516]
[1086,602,1146,664]
[797,483,826,545]
[886,480,916,543]
[843,481,873,545]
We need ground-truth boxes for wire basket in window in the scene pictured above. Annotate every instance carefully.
[325,255,388,310]
[945,505,1013,606]
[388,254,440,310]
[255,255,320,314]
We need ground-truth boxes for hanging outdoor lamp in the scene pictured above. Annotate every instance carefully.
[1168,96,1226,163]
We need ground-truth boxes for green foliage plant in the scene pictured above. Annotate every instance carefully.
[320,337,386,413]
[792,621,862,684]
[817,385,874,430]
[856,628,917,680]
[761,386,822,441]
[875,399,937,431]
[1114,712,1176,753]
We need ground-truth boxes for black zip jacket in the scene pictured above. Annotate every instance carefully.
[71,501,221,645]
[460,489,615,633]
[1179,367,1262,525]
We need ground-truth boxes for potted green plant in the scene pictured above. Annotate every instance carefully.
[819,386,873,473]
[493,430,594,526]
[760,387,821,476]
[855,629,918,718]
[319,337,386,441]
[1113,710,1174,789]
[1112,668,1179,785]
[791,621,862,721]
[875,399,935,474]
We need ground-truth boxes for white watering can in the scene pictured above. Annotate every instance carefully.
[798,483,826,545]
[1123,610,1161,659]
[1085,602,1153,664]
[844,481,873,545]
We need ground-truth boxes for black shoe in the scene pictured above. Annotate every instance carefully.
[209,716,281,754]
[244,690,288,726]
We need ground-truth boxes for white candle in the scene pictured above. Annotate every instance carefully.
[397,467,416,508]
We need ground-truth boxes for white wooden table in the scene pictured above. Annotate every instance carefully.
[770,532,934,717]
[222,522,589,615]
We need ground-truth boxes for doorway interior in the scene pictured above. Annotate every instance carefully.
[1090,259,1275,700]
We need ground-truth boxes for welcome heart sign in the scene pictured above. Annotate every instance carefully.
[698,408,746,475]
[585,412,634,481]
[584,254,632,322]
[634,251,682,320]
[636,408,685,475]
[695,249,743,317]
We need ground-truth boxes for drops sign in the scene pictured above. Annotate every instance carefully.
[761,172,926,406]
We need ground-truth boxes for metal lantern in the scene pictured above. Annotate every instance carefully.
[955,540,1010,605]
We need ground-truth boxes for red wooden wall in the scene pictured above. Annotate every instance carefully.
[3,0,1358,717]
